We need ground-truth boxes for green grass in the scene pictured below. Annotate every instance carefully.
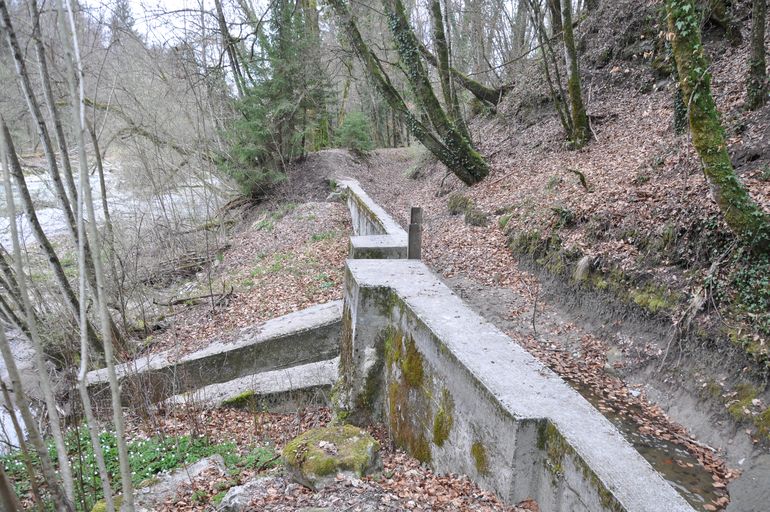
[310,231,337,242]
[2,428,278,511]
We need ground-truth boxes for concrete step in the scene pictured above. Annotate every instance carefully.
[87,301,342,406]
[165,358,338,413]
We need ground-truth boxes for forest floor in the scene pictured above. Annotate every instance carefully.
[123,407,529,512]
[140,134,767,511]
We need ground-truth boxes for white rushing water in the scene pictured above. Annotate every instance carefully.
[0,158,228,455]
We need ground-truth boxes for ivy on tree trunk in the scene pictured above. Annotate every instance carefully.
[329,0,488,185]
[667,0,770,250]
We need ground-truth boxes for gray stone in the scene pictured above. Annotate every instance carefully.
[132,454,226,511]
[166,358,338,411]
[218,476,283,512]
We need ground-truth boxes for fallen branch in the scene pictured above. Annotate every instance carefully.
[153,286,234,307]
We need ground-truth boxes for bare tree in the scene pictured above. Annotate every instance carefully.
[747,0,767,110]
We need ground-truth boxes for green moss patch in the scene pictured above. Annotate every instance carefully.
[432,388,454,447]
[283,425,381,490]
[470,441,488,475]
[221,390,256,408]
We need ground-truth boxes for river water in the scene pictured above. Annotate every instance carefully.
[0,159,227,454]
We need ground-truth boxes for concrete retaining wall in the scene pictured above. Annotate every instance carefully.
[339,179,408,259]
[337,259,695,512]
[87,301,342,406]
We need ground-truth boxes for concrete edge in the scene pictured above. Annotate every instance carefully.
[338,178,407,238]
[344,259,695,512]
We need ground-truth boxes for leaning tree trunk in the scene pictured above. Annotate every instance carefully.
[1,122,77,505]
[667,0,770,250]
[385,0,488,184]
[747,0,767,110]
[0,329,74,511]
[1,120,104,355]
[562,0,590,147]
[329,0,489,185]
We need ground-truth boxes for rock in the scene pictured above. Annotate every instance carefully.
[218,476,283,512]
[282,424,381,490]
[573,255,593,282]
[91,455,227,512]
[133,454,226,511]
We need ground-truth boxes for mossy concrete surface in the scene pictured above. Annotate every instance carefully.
[341,258,695,512]
[283,424,382,490]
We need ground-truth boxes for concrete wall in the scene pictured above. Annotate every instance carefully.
[337,259,695,512]
[339,179,408,259]
[87,301,342,406]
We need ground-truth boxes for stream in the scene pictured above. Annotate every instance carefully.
[0,159,227,455]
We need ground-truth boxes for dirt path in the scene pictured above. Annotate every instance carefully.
[321,147,768,512]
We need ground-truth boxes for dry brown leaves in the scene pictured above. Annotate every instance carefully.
[145,201,350,355]
[125,407,528,512]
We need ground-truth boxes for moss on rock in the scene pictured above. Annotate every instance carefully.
[221,390,256,408]
[283,424,381,490]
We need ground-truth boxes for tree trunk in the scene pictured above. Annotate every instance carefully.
[0,328,74,511]
[0,380,44,512]
[562,0,590,147]
[329,0,489,185]
[59,0,136,508]
[214,0,246,96]
[548,0,562,36]
[667,0,770,249]
[417,41,511,105]
[1,120,105,355]
[747,0,767,110]
[1,123,77,505]
[430,0,469,138]
[0,463,23,511]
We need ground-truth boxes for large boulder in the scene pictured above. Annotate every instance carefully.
[282,424,381,490]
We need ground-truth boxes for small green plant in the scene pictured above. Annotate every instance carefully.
[314,272,335,289]
[464,208,488,227]
[447,193,473,215]
[551,205,576,228]
[335,112,374,153]
[310,231,336,242]
[498,213,512,230]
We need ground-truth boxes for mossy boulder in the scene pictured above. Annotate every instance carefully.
[283,425,381,490]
